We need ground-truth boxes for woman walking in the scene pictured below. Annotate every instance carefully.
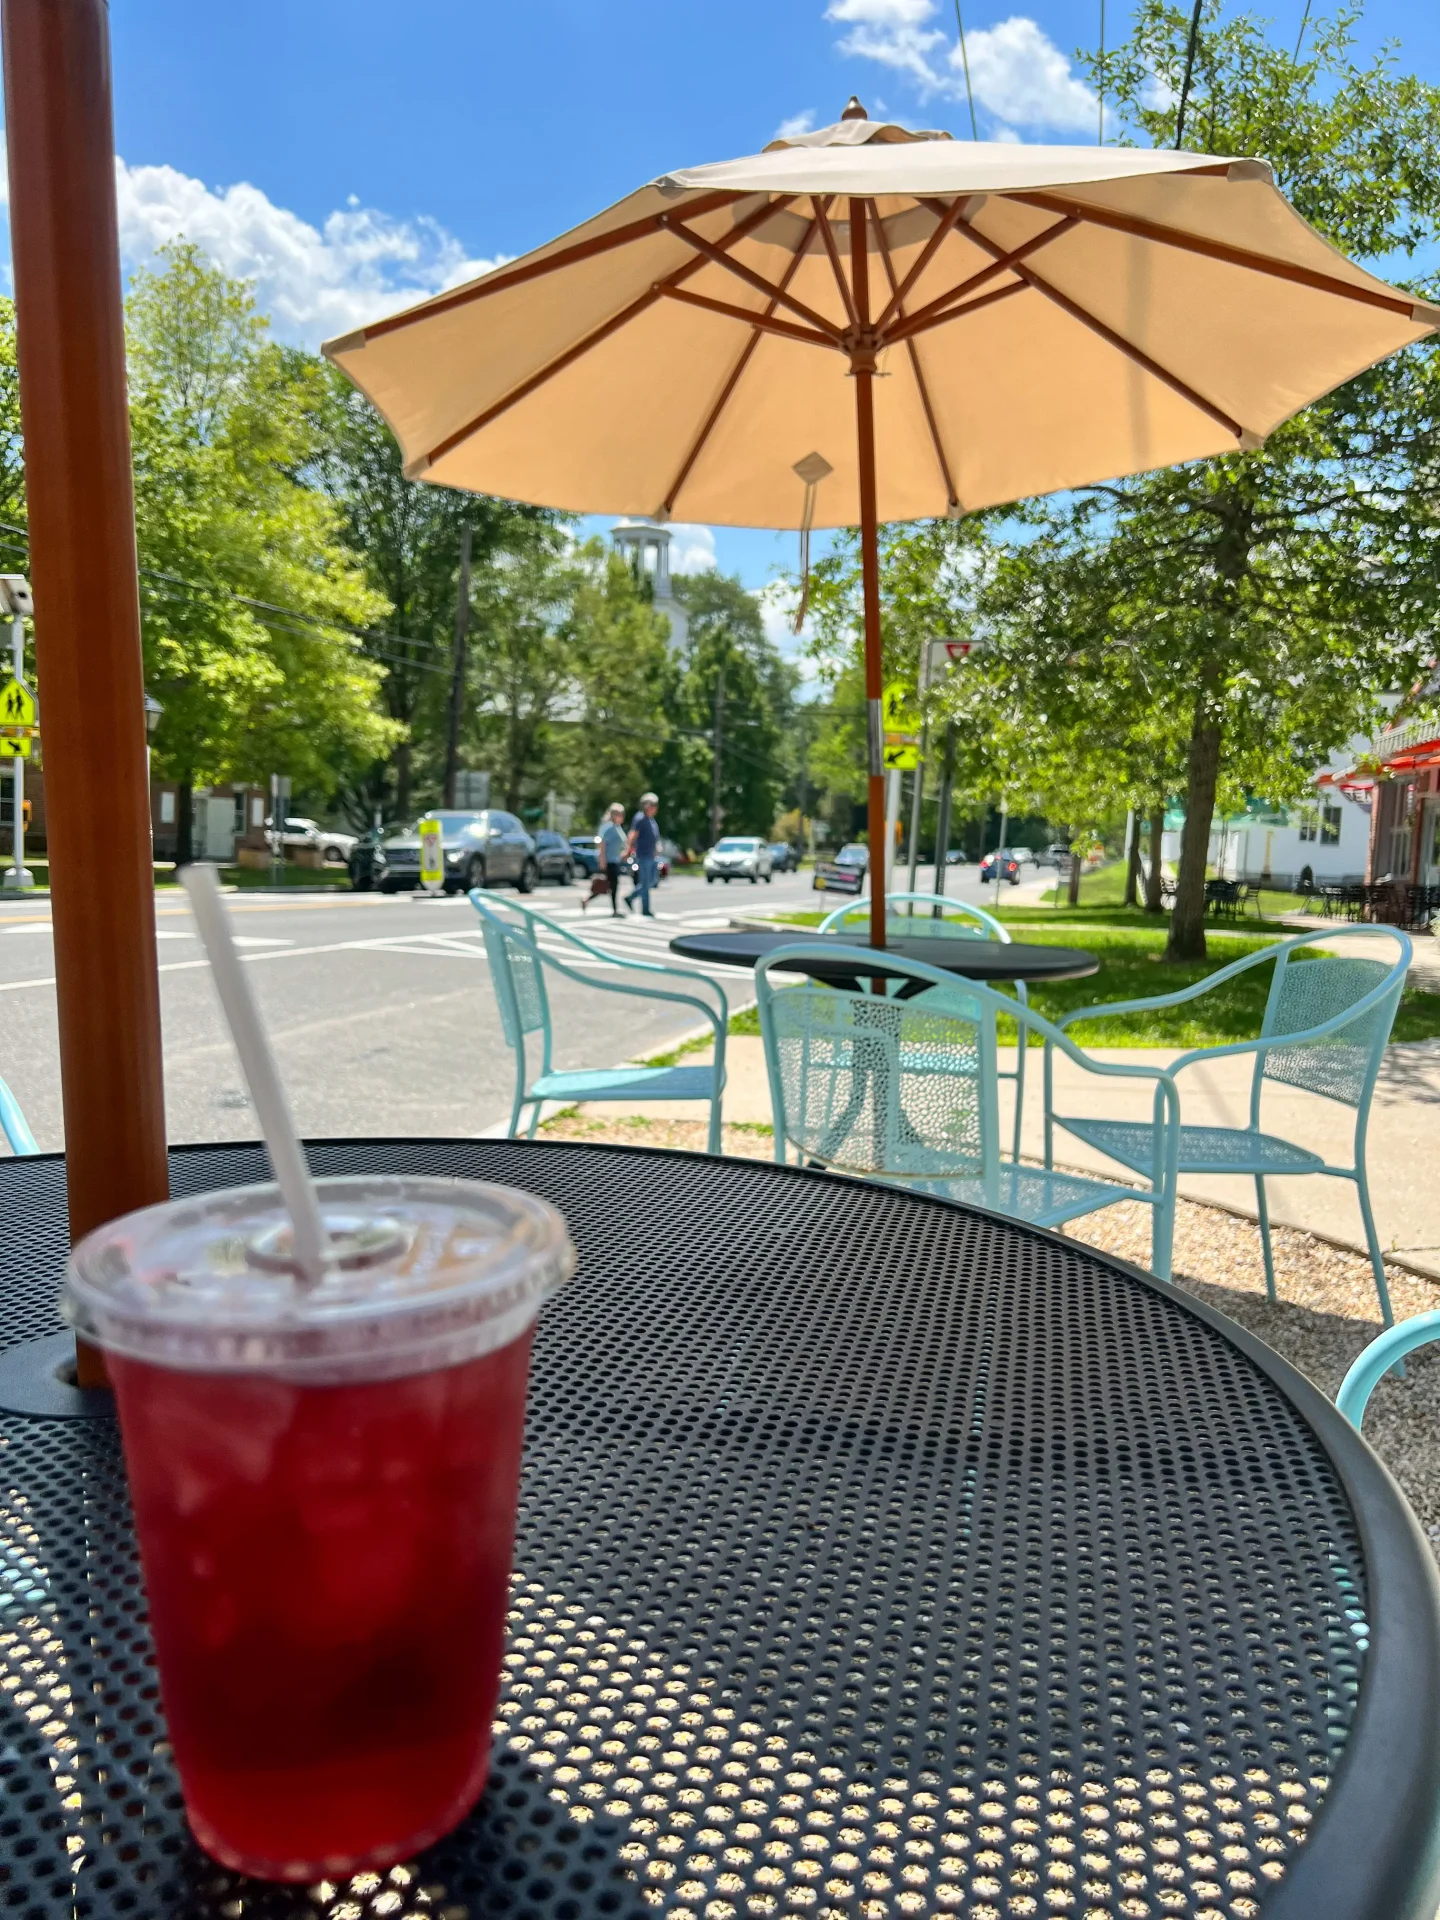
[584,802,629,917]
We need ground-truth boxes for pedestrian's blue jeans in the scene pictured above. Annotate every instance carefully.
[630,855,658,913]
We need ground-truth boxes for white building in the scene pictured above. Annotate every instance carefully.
[1159,743,1374,887]
[611,519,689,650]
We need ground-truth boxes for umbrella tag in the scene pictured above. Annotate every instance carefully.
[792,452,833,635]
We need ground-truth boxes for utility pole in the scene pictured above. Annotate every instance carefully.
[0,577,34,890]
[931,720,957,907]
[443,524,473,809]
[710,667,725,845]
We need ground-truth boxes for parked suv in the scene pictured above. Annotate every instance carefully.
[704,836,773,884]
[980,848,1024,885]
[374,810,538,894]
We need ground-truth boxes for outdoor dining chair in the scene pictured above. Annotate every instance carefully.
[0,1074,35,1155]
[469,892,727,1149]
[817,891,1030,1159]
[1046,926,1411,1321]
[756,942,1179,1268]
[1337,1312,1440,1428]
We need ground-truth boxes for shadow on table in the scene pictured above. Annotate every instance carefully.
[1,1411,645,1920]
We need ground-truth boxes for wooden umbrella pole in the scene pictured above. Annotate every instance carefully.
[3,0,169,1387]
[850,196,887,954]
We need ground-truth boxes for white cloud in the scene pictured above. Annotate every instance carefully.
[827,2,1099,134]
[774,110,818,140]
[955,18,1097,133]
[109,160,505,346]
[667,523,718,574]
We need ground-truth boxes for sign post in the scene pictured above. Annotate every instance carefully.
[0,577,35,891]
[418,818,445,896]
[924,638,989,903]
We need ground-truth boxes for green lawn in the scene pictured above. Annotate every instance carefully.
[748,910,1440,1047]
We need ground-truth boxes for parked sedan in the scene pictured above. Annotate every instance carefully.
[265,815,357,863]
[704,836,773,884]
[374,810,538,894]
[568,834,600,877]
[531,830,577,885]
[767,840,799,873]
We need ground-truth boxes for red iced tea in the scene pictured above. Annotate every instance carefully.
[108,1332,533,1881]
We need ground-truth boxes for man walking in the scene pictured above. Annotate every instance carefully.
[626,791,661,917]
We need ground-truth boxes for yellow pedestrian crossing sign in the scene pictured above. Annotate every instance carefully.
[883,740,919,771]
[0,677,35,729]
[0,731,30,759]
[882,681,918,736]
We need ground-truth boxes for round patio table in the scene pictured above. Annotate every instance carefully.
[669,926,1099,990]
[1,1138,1438,1920]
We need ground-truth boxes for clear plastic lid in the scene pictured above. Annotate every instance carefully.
[62,1176,576,1383]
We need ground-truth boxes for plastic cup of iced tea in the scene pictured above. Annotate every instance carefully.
[62,1174,575,1883]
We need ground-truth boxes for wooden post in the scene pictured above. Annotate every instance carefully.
[851,195,887,954]
[3,0,169,1384]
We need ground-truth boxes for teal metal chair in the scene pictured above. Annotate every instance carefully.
[470,892,727,1150]
[1338,1313,1440,1427]
[1046,927,1411,1322]
[0,1076,35,1155]
[817,892,1030,1161]
[756,942,1179,1270]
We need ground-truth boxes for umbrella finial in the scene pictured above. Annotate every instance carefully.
[841,96,868,121]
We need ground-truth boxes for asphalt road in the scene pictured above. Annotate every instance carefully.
[0,859,1051,1151]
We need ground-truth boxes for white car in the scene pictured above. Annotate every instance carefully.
[704,835,774,884]
[265,815,358,863]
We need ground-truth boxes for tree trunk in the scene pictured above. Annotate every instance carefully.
[1144,806,1164,914]
[1166,704,1222,963]
[394,739,412,821]
[175,778,193,866]
[1123,810,1141,907]
[1067,837,1082,906]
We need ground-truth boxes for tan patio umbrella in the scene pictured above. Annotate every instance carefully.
[326,101,1438,950]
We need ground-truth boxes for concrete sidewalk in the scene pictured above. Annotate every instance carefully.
[578,1030,1440,1278]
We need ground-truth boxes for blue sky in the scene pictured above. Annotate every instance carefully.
[4,0,1438,611]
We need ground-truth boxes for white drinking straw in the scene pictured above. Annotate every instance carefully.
[180,863,328,1284]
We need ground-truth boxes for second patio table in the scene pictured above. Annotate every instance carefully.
[669,926,1099,989]
[1,1138,1439,1920]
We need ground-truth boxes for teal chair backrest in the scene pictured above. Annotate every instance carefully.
[475,906,552,1055]
[761,969,1000,1189]
[1259,946,1401,1108]
[817,892,1010,945]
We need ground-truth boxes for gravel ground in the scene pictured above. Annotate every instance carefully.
[541,1111,1440,1560]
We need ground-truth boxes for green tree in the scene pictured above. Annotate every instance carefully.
[653,571,796,849]
[311,367,558,821]
[1056,3,1440,958]
[561,547,675,828]
[127,245,398,857]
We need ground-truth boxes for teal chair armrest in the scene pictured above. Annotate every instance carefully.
[1337,1313,1440,1428]
[1056,942,1288,1030]
[0,1076,36,1155]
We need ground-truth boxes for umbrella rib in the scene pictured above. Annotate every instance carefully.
[658,283,839,349]
[873,196,970,335]
[657,214,846,341]
[934,200,1249,442]
[812,197,859,330]
[883,217,1078,345]
[344,189,744,348]
[408,195,797,474]
[873,218,960,513]
[1010,191,1433,320]
[892,279,1028,343]
[661,214,821,518]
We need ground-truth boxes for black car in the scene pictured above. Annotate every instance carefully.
[568,834,600,878]
[532,830,577,885]
[347,826,392,892]
[767,841,799,874]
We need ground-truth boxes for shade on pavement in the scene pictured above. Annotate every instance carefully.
[326,104,1438,947]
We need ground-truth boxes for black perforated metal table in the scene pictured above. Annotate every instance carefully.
[668,929,1099,988]
[3,1138,1440,1920]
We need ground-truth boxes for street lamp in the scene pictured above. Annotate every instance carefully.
[143,693,162,738]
